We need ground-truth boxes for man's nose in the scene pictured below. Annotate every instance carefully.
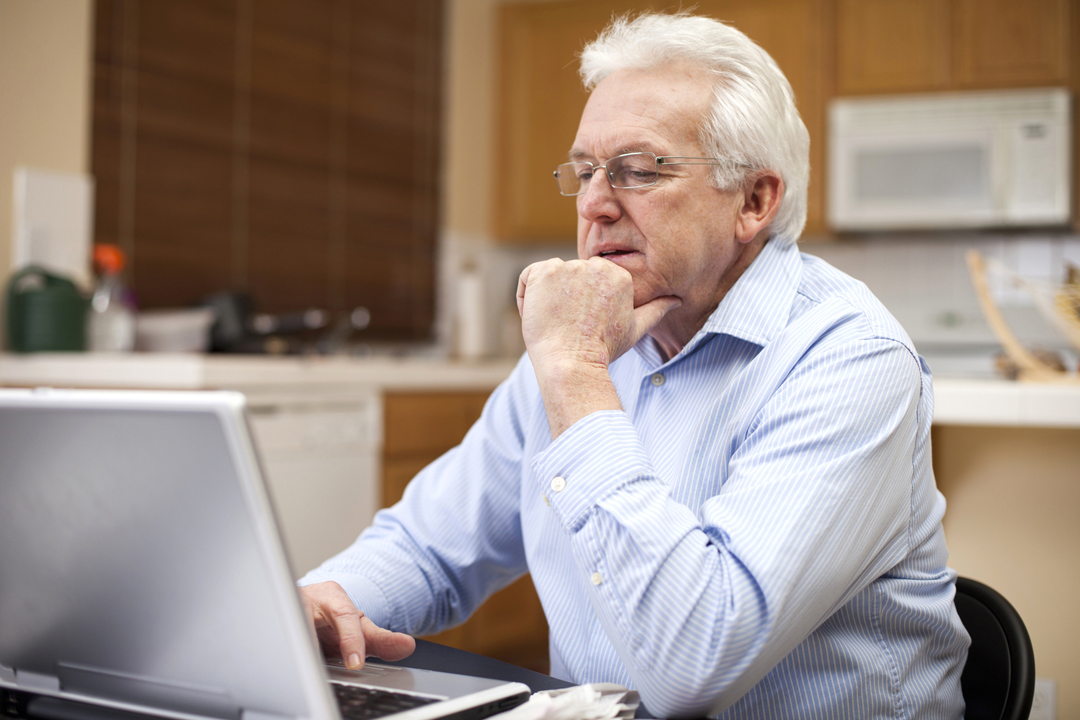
[577,169,622,222]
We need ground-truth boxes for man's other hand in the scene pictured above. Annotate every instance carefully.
[517,257,679,370]
[300,581,415,670]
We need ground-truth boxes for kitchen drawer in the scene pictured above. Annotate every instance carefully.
[383,391,490,456]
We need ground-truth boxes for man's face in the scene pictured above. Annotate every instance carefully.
[571,63,750,347]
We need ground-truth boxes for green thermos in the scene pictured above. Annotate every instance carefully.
[6,266,88,352]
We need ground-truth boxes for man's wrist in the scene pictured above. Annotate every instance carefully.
[533,357,622,439]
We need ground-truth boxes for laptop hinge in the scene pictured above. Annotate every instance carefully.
[15,670,60,693]
[0,664,15,684]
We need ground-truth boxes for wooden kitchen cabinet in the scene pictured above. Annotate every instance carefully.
[381,390,550,671]
[835,0,951,95]
[496,0,1080,240]
[952,0,1069,88]
[837,0,1069,94]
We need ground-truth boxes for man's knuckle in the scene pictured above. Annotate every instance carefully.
[330,601,358,618]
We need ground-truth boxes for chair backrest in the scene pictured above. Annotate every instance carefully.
[954,576,1036,720]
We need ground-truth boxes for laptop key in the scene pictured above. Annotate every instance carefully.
[332,683,440,720]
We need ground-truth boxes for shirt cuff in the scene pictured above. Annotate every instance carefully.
[531,409,656,533]
[298,570,393,631]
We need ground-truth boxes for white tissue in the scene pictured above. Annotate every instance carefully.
[496,684,640,720]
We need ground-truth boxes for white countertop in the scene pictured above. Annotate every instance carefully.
[929,376,1080,428]
[0,352,518,392]
[1,352,1078,428]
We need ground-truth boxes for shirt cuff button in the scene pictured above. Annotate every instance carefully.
[551,476,567,492]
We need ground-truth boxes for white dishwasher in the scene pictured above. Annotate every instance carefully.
[243,387,382,580]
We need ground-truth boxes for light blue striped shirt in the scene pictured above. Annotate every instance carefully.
[301,238,969,718]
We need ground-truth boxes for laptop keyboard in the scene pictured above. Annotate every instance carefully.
[332,682,440,720]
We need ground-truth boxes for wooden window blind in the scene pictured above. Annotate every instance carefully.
[92,0,442,341]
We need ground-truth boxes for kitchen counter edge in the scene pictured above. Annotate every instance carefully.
[1,353,1078,428]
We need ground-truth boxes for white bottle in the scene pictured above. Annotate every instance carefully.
[457,266,485,361]
[87,245,136,352]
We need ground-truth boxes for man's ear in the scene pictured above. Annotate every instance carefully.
[734,173,784,245]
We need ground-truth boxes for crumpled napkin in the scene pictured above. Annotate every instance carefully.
[496,683,640,720]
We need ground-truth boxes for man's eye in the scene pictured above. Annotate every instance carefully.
[620,169,657,185]
[576,168,594,181]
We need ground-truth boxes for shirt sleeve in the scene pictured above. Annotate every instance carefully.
[298,356,540,637]
[531,331,924,718]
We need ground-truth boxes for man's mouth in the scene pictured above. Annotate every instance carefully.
[599,249,633,258]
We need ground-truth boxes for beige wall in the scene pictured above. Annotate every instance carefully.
[442,0,498,237]
[442,0,567,237]
[0,0,94,295]
[935,425,1080,718]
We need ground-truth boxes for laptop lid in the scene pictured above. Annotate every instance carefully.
[0,388,528,720]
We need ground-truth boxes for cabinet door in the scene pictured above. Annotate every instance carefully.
[953,0,1069,88]
[836,0,951,95]
[383,390,490,456]
[495,0,829,242]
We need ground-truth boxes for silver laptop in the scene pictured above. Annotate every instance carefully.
[0,388,530,720]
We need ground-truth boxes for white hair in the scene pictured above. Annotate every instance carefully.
[579,12,810,245]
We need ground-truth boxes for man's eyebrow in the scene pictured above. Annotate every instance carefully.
[568,145,658,162]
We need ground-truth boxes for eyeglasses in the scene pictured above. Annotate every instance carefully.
[553,151,722,196]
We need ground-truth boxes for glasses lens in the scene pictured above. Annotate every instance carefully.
[555,162,594,196]
[610,153,658,188]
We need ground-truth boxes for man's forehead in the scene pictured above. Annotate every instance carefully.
[569,65,712,161]
[569,123,704,162]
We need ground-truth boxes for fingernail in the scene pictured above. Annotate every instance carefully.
[347,654,361,669]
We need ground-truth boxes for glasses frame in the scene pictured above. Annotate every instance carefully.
[553,152,722,196]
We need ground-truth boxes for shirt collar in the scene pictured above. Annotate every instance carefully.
[634,237,803,366]
[699,237,803,347]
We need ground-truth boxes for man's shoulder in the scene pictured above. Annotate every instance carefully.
[792,251,912,349]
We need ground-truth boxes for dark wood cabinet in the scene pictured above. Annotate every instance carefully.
[91,0,442,340]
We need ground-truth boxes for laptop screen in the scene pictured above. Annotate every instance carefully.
[0,390,332,720]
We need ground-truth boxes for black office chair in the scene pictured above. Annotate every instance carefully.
[954,576,1036,720]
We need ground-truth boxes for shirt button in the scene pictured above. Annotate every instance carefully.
[650,373,665,387]
[591,572,603,586]
[542,494,550,507]
[551,476,567,492]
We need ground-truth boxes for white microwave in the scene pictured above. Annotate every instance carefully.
[827,88,1072,231]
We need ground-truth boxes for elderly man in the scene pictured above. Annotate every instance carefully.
[299,12,969,718]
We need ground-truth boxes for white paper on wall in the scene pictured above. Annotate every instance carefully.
[12,167,94,289]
